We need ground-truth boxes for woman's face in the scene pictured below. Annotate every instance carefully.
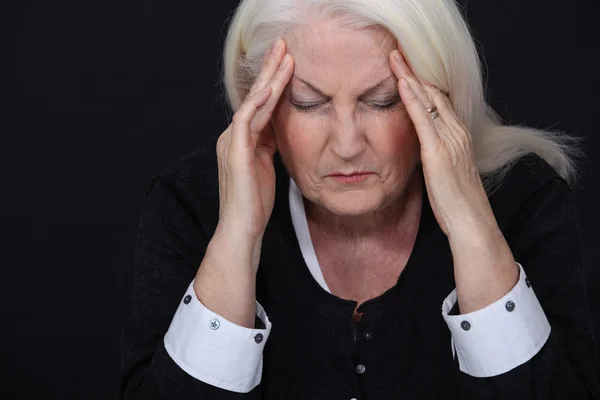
[271,19,421,216]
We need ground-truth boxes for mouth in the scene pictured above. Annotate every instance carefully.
[327,172,374,183]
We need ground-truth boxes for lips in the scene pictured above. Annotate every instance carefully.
[327,172,374,177]
[327,172,373,183]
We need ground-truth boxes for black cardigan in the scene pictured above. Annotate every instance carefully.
[120,144,600,399]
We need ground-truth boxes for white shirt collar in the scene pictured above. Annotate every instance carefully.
[288,177,331,293]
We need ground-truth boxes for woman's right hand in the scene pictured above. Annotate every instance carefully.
[195,39,293,327]
[214,38,294,263]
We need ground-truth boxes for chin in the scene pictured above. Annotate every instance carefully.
[320,191,382,216]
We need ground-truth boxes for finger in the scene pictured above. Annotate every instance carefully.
[389,50,434,109]
[423,84,462,131]
[255,121,277,160]
[263,54,294,111]
[231,86,273,156]
[246,37,286,99]
[250,53,294,134]
[395,72,435,130]
[250,54,294,160]
[423,84,472,157]
[390,50,439,133]
[398,78,438,150]
[389,50,414,83]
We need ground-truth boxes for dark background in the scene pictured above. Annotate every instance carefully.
[2,0,598,398]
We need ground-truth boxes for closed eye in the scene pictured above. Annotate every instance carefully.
[370,99,401,111]
[291,98,402,113]
[369,92,402,110]
[290,102,323,113]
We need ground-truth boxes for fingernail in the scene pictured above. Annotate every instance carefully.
[401,78,411,91]
[266,39,278,57]
[392,50,402,63]
[281,54,291,67]
[273,37,283,54]
[266,42,275,57]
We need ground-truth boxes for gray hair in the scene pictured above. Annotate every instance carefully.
[219,0,583,194]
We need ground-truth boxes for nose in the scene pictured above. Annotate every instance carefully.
[328,108,367,161]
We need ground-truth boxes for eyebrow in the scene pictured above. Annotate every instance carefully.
[292,74,396,98]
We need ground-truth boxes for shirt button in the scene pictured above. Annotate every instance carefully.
[183,295,192,304]
[254,333,264,344]
[209,319,220,330]
[363,331,372,341]
[461,321,471,331]
[525,278,531,288]
[505,301,516,312]
[355,364,366,374]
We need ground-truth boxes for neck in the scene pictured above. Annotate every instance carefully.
[304,171,423,241]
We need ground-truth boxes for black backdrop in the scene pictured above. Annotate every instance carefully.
[2,0,599,398]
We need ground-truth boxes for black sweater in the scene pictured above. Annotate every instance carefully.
[120,145,600,399]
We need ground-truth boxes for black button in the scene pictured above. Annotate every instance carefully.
[461,321,471,331]
[355,364,366,374]
[363,331,372,341]
[505,301,516,312]
[254,333,264,344]
[183,295,192,304]
[525,278,531,288]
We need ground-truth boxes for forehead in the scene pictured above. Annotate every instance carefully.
[285,19,397,93]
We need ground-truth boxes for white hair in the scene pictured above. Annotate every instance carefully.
[219,0,583,194]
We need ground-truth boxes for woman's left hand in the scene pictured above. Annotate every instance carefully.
[389,49,495,239]
[389,48,519,313]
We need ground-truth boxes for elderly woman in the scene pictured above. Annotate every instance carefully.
[120,0,599,399]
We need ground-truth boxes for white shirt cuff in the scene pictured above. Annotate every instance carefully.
[164,279,272,393]
[441,262,551,377]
